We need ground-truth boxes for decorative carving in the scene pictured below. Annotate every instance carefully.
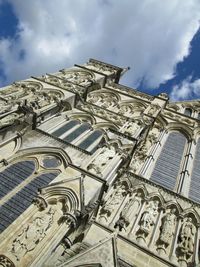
[0,113,24,129]
[59,70,95,85]
[121,121,142,137]
[0,255,15,267]
[11,207,55,261]
[177,218,196,260]
[99,183,126,223]
[159,209,176,246]
[147,104,160,116]
[87,146,116,176]
[136,200,159,246]
[33,196,48,211]
[115,191,142,232]
[139,200,159,234]
[157,208,177,255]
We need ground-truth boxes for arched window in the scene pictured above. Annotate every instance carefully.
[150,132,187,191]
[0,155,62,233]
[184,108,192,117]
[189,138,200,203]
[51,120,79,137]
[78,130,103,152]
[0,160,35,199]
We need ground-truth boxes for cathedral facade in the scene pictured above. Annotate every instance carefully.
[0,59,199,267]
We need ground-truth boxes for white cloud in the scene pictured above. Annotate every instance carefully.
[0,0,200,90]
[170,76,200,101]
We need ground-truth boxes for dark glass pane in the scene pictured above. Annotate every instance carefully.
[42,156,61,168]
[78,130,102,150]
[189,139,200,203]
[184,108,192,117]
[52,120,79,137]
[150,132,186,191]
[63,123,90,143]
[0,172,58,233]
[0,160,35,200]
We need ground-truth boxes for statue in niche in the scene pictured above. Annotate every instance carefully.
[121,121,142,137]
[139,200,159,234]
[11,207,55,261]
[115,191,142,232]
[87,146,116,176]
[178,217,195,256]
[159,208,176,246]
[99,183,126,222]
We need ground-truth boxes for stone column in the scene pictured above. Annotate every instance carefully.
[170,215,183,264]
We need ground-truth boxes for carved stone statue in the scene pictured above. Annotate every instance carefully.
[159,209,176,246]
[178,217,195,256]
[87,146,116,176]
[11,207,55,260]
[139,200,159,234]
[102,184,126,216]
[121,121,142,137]
[115,191,142,232]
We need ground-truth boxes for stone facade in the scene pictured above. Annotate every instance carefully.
[0,59,200,267]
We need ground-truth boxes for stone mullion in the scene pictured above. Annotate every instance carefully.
[170,215,183,263]
[148,208,163,248]
[177,139,192,195]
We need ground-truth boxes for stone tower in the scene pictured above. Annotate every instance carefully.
[0,59,199,267]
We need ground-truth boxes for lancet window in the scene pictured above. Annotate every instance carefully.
[150,131,187,191]
[48,118,104,153]
[0,155,61,233]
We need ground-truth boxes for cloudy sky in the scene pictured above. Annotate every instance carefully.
[0,0,200,101]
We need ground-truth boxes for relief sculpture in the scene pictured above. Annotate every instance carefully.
[11,207,55,261]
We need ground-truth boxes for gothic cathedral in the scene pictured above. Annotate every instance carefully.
[0,59,199,267]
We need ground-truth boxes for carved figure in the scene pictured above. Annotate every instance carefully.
[121,121,141,137]
[102,184,126,216]
[140,200,159,234]
[11,207,55,260]
[159,209,176,246]
[179,217,195,255]
[87,146,116,176]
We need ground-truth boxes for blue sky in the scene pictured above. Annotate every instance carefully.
[0,0,200,101]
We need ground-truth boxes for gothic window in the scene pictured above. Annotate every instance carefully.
[150,132,187,191]
[0,155,62,233]
[0,160,35,200]
[189,138,200,203]
[78,130,103,152]
[51,120,79,137]
[0,172,58,233]
[63,123,91,143]
[184,108,192,117]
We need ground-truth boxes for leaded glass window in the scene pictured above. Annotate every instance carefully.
[78,130,103,150]
[0,172,58,233]
[51,120,79,137]
[150,132,187,191]
[0,160,35,200]
[63,123,90,143]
